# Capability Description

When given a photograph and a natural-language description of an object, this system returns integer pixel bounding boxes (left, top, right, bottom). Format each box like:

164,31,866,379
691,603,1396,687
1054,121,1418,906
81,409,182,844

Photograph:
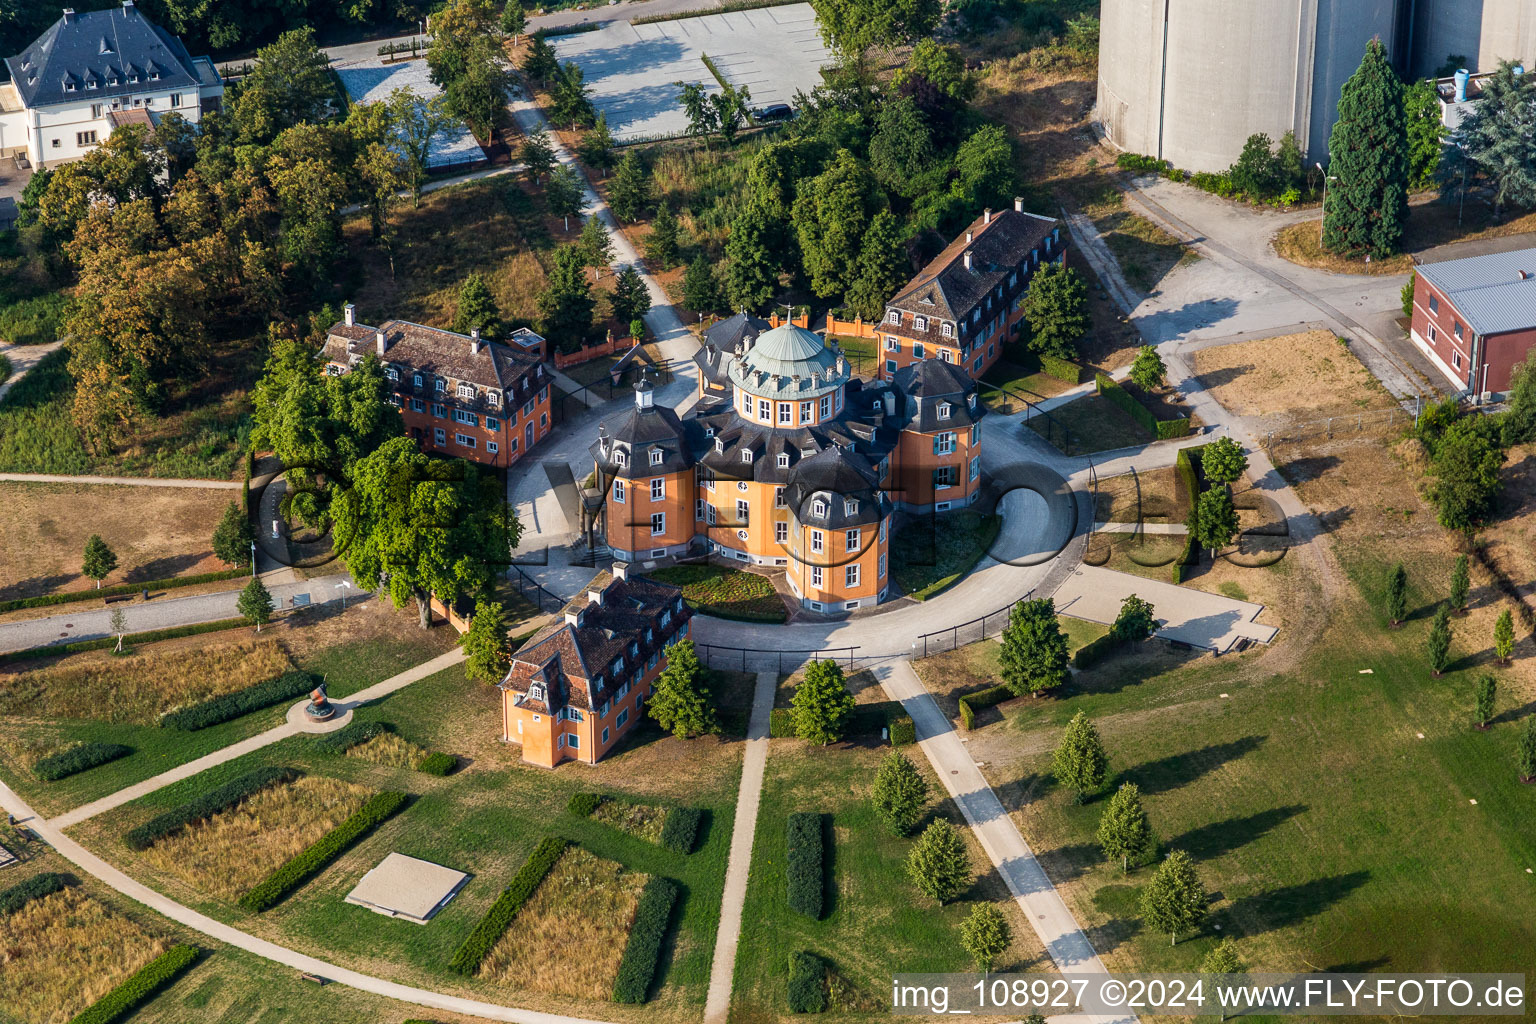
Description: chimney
121,0,135,12
1454,68,1470,103
1013,196,1023,213
964,250,974,271
375,330,386,356
983,208,992,224
470,327,482,354
965,230,973,243
1521,270,1531,281
587,587,603,606
635,378,654,410
612,561,629,581
564,606,585,628
343,302,355,327
62,8,75,23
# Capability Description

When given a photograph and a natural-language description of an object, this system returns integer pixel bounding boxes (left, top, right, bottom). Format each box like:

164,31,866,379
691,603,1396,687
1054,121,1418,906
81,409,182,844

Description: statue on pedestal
305,680,335,721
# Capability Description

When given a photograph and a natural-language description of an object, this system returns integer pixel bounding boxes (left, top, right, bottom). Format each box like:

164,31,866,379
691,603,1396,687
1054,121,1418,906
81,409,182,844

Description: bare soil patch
0,482,231,600
0,885,171,1024
479,845,648,999
138,775,373,899
1193,330,1396,428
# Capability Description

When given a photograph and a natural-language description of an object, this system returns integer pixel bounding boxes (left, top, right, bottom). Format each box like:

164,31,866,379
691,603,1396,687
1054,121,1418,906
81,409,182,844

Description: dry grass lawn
139,775,373,899
0,482,231,601
345,730,430,770
0,637,292,724
479,845,648,999
0,885,171,1024
1274,202,1536,275
590,798,667,844
1193,330,1398,428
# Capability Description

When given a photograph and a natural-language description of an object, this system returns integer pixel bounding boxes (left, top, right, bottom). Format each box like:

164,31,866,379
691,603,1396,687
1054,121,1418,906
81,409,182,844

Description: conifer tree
545,164,586,231
998,597,1070,696
1474,675,1496,729
1519,717,1536,782
682,254,721,314
906,819,970,904
1494,607,1515,664
608,150,652,223
1386,563,1408,626
81,534,117,589
872,750,929,836
648,639,718,738
212,501,254,568
1323,39,1408,258
1449,554,1470,615
791,659,856,744
645,201,680,268
238,577,274,632
1052,711,1109,804
1097,781,1155,871
1427,604,1452,676
462,600,513,684
452,272,502,339
579,214,616,278
610,264,652,326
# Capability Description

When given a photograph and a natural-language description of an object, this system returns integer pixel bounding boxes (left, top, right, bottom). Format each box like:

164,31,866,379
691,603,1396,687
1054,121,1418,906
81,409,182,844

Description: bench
300,973,327,986
102,594,131,605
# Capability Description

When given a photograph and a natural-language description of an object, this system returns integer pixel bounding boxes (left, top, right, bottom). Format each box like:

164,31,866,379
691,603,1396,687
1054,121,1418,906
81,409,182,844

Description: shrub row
416,752,457,776
787,951,826,1013
1173,444,1208,571
957,684,1014,731
769,704,902,741
125,765,297,850
66,943,199,1024
611,876,680,1003
632,0,799,25
1039,353,1081,384
239,791,408,912
0,871,71,915
161,671,316,731
1096,373,1190,441
785,812,823,919
889,715,916,746
0,568,249,614
0,618,250,666
449,837,568,975
1074,634,1125,669
314,720,391,753
567,791,601,817
660,806,702,854
34,742,132,781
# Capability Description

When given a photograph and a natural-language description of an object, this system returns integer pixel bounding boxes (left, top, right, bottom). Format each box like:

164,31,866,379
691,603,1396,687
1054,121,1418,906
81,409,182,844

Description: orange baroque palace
591,321,987,613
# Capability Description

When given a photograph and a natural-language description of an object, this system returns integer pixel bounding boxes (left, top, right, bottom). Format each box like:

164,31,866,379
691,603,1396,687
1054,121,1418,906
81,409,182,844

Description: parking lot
549,3,832,141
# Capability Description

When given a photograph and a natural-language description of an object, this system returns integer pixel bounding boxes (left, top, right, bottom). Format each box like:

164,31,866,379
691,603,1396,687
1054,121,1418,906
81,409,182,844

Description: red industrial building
1409,247,1536,399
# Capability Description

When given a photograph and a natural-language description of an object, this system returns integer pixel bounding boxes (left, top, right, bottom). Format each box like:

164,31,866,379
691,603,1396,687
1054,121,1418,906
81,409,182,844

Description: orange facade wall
787,519,888,606
400,385,552,468
698,478,794,562
893,424,983,508
604,467,695,556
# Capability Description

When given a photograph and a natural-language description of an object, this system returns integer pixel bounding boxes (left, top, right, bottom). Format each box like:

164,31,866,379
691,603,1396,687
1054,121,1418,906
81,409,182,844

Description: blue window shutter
932,434,940,456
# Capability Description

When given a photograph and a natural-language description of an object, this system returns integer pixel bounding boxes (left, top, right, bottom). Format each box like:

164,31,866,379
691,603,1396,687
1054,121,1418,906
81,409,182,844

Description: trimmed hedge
34,742,132,781
611,876,680,1003
567,791,601,817
0,617,250,666
889,715,916,746
771,703,900,741
787,951,826,1013
67,943,198,1024
660,806,702,854
161,671,316,731
785,812,823,919
1174,444,1208,571
0,568,248,614
416,752,457,776
1096,373,1190,441
239,790,409,911
957,684,1013,731
314,720,391,753
449,837,568,975
1039,353,1081,384
1074,634,1125,669
125,765,297,850
0,872,71,915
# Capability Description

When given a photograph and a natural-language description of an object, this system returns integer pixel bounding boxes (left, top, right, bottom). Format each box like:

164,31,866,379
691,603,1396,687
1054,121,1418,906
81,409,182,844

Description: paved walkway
50,647,466,829
876,659,1133,1024
1054,564,1277,653
703,670,776,1024
0,472,239,488
0,340,63,405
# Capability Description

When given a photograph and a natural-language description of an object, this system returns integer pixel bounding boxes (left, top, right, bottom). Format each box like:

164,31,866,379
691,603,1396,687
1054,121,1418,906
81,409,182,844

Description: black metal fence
910,596,1032,659
697,644,860,674
508,564,567,615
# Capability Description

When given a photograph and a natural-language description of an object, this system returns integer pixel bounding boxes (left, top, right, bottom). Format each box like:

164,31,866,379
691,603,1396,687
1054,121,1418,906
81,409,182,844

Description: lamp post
1314,162,1338,247
336,579,352,611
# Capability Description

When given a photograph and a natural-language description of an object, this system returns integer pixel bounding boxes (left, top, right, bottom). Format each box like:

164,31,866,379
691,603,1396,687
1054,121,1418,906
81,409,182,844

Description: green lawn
1026,392,1153,455
829,335,880,380
980,357,1079,413
953,550,1536,979
69,667,741,1024
729,743,1043,1022
645,564,787,623
890,509,1002,600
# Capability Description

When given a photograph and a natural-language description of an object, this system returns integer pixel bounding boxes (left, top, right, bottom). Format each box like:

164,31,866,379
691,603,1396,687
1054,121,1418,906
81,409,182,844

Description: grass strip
314,720,392,753
34,742,132,781
0,568,249,614
785,811,823,919
238,790,409,912
611,876,680,1003
448,836,567,975
659,806,702,854
0,871,71,915
161,671,316,731
0,617,251,666
125,765,298,850
66,943,198,1024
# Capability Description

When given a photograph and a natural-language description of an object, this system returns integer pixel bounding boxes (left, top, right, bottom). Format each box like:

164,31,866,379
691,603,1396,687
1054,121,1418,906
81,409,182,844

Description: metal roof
1415,247,1536,337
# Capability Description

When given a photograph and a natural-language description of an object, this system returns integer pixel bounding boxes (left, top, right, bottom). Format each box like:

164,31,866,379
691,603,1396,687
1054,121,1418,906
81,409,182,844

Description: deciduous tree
1201,437,1248,485
238,577,274,632
1192,485,1240,559
1139,850,1209,945
724,202,783,313
1097,781,1155,871
1474,675,1496,728
648,638,718,738
387,88,455,206
959,903,1011,973
1494,608,1515,664
871,750,929,836
906,819,969,904
1429,418,1506,536
845,209,908,322
1052,711,1109,803
81,534,118,589
1404,78,1447,189
792,150,883,300
1130,345,1167,392
462,600,514,683
998,597,1070,696
1110,594,1156,645
213,502,255,568
950,124,1017,214
1449,554,1470,615
520,127,557,184
811,0,941,57
1202,938,1245,1018
228,28,334,145
579,214,616,276
1322,40,1408,258
1022,261,1089,360
545,164,586,231
790,659,856,744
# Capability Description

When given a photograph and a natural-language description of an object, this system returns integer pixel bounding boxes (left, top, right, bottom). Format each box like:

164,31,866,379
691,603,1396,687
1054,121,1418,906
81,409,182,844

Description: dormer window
938,402,951,419
435,378,445,392
487,391,500,408
99,38,112,54
886,310,900,325
457,382,475,401
844,499,857,515
813,499,827,517
528,683,545,703
385,366,399,381
650,448,663,465
777,453,790,468
85,78,97,89
704,427,714,438
914,316,927,332
149,70,160,80
941,322,953,338
715,438,725,454
614,448,628,467
741,449,752,463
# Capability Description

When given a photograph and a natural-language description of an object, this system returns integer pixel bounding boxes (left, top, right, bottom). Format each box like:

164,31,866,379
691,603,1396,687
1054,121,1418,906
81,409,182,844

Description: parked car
754,103,793,123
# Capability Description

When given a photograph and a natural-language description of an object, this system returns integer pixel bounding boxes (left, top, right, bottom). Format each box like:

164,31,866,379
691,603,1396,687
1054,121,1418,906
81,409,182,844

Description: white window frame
819,395,832,419
887,310,900,325
845,528,860,552
914,316,927,332
775,521,788,543
941,322,953,338
813,499,828,517
614,480,626,503
846,564,860,588
758,398,771,420
736,499,750,524
650,448,664,465
777,453,790,468
741,449,753,463
651,477,664,501
811,530,824,553
801,401,813,423
811,566,823,587
779,403,792,424
456,433,476,449
650,512,666,536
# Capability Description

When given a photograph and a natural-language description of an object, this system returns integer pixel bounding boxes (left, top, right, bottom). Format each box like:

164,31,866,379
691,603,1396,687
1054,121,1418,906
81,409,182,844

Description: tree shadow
1275,454,1340,486
0,573,76,602
1166,805,1307,862
124,553,207,583
1191,364,1256,391
1216,871,1371,935
1489,698,1536,726
1122,735,1266,795
993,770,1054,814
1034,841,1101,884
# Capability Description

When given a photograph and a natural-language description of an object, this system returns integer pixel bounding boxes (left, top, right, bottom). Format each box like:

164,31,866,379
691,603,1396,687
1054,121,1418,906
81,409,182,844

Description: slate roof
703,311,771,352
782,446,889,529
5,4,206,110
887,207,1058,326
322,318,548,410
591,393,696,479
1415,247,1536,336
499,570,690,714
892,359,985,433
